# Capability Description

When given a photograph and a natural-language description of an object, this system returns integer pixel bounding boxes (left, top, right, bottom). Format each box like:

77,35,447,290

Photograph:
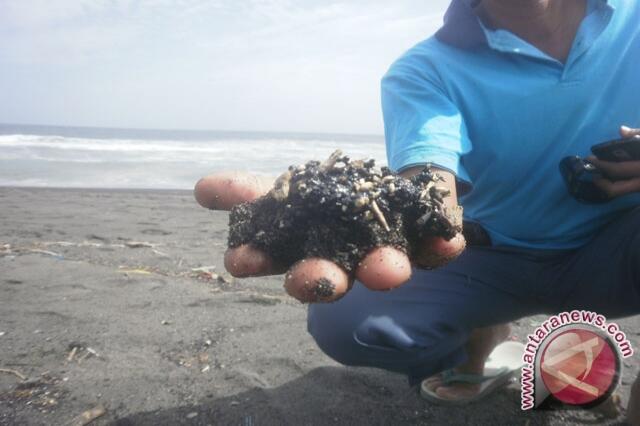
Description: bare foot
424,323,511,400
628,374,640,426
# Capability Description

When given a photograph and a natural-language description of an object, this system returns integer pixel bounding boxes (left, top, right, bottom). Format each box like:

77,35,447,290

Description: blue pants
307,208,640,385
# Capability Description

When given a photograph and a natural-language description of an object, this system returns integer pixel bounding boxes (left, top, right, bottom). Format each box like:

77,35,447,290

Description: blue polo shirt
382,0,640,249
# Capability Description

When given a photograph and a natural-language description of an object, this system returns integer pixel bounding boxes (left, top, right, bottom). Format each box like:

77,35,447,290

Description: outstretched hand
194,168,466,303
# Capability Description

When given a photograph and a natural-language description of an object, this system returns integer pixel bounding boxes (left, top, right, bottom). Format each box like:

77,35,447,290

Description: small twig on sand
119,268,153,275
28,249,63,258
70,405,106,426
67,347,78,362
0,368,27,381
152,248,169,257
86,347,99,357
77,347,99,364
125,241,157,249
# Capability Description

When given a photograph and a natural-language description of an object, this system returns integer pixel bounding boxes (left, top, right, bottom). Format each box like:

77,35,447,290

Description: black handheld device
559,156,609,204
560,134,640,203
591,135,640,162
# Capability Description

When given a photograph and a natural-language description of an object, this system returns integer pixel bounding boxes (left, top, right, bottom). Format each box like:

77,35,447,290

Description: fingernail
621,125,632,132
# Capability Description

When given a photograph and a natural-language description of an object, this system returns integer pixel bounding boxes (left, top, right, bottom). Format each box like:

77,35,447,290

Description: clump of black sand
228,150,462,275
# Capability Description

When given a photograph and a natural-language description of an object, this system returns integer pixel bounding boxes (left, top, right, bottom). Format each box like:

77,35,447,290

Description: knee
307,306,415,366
307,304,361,366
308,305,465,369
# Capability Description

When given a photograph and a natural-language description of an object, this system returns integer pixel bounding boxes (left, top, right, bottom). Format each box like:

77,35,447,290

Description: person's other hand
194,168,465,303
588,126,640,198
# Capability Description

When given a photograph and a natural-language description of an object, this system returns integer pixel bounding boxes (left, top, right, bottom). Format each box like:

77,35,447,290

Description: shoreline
0,185,194,194
1,187,638,425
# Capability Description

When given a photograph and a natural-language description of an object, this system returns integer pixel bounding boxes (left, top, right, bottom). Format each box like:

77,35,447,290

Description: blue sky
0,0,450,134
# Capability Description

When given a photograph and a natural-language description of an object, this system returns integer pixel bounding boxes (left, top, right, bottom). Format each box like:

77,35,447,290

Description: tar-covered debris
312,278,337,300
228,150,463,274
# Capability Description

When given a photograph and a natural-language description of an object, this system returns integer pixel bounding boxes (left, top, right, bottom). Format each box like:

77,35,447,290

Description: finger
413,233,466,269
355,246,412,291
620,125,640,138
224,244,286,277
194,172,273,210
593,177,640,198
284,258,352,303
587,156,640,180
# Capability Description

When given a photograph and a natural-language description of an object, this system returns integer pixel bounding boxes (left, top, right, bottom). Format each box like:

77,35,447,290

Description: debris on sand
67,346,78,362
189,266,234,286
191,265,217,273
28,249,64,259
237,292,283,306
190,266,219,281
70,404,106,426
4,373,65,413
124,241,157,249
0,368,27,381
66,343,101,364
228,150,462,301
118,267,154,276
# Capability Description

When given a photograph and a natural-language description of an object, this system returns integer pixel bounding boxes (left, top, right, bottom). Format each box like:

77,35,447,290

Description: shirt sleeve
381,65,473,192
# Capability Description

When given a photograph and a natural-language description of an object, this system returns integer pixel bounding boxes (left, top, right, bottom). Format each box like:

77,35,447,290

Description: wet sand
0,187,638,425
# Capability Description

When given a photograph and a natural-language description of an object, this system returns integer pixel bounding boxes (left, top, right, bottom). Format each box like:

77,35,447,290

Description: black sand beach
0,187,638,425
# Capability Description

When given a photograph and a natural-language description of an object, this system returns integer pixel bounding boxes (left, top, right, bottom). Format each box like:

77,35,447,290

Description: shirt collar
435,0,611,50
435,0,487,49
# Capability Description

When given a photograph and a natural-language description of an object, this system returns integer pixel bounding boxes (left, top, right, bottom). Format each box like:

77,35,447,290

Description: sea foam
0,128,386,189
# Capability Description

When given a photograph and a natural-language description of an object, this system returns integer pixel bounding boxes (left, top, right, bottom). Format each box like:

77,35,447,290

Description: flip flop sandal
420,341,525,405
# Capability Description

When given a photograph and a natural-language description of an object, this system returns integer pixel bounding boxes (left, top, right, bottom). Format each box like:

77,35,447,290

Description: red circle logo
540,328,619,406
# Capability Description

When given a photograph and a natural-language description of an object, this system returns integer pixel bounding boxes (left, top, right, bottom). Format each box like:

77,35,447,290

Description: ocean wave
0,132,388,189
0,133,383,154
0,134,385,160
